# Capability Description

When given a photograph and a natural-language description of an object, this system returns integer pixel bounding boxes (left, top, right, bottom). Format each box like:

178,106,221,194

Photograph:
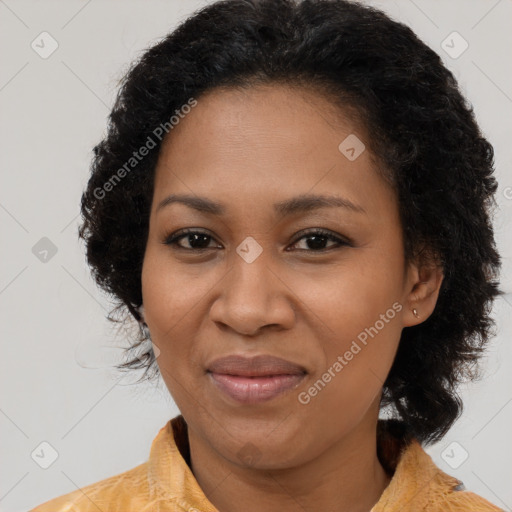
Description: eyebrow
156,193,366,217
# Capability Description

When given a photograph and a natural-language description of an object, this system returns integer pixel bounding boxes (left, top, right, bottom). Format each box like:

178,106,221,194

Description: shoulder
374,423,504,512
29,462,149,512
406,440,505,511
429,487,504,511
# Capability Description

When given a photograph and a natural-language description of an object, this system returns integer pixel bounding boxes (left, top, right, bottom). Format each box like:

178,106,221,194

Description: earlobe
404,261,444,327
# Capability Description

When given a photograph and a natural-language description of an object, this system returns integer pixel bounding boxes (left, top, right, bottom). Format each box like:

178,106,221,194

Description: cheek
141,246,210,335
291,247,404,413
289,246,404,339
298,300,403,432
141,250,195,381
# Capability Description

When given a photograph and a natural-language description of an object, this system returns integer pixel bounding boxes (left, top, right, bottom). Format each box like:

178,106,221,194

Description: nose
208,251,296,336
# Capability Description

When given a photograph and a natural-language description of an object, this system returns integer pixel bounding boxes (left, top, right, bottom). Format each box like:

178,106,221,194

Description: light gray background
1,1,511,511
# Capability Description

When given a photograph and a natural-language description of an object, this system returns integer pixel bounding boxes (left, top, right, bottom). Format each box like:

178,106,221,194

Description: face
141,83,426,470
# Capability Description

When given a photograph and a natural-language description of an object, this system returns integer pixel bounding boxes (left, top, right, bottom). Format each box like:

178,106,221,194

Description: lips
207,354,307,377
207,354,307,404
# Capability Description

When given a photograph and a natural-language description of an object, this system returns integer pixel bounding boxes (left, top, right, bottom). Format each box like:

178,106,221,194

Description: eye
163,229,219,250
163,228,351,253
287,228,351,252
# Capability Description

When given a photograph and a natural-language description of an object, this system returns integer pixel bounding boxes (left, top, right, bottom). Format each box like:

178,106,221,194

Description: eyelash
162,228,351,253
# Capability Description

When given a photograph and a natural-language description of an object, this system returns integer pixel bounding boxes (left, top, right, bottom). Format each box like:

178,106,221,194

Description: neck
187,414,392,512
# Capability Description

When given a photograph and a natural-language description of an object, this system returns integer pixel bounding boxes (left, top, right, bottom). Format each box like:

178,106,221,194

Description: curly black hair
78,0,502,445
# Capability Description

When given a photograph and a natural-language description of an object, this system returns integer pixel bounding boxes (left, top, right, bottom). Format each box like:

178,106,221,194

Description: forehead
159,83,366,151
151,83,392,219
156,84,366,168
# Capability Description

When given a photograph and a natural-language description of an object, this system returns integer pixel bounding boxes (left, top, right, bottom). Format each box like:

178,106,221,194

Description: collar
147,415,218,511
147,415,464,512
371,419,463,511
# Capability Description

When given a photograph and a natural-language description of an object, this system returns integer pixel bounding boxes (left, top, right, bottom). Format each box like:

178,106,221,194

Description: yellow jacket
30,415,503,511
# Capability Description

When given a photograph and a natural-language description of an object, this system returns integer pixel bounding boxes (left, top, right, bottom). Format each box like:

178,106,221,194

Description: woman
31,0,504,510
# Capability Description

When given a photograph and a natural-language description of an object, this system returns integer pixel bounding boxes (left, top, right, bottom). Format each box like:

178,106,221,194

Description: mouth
206,354,307,404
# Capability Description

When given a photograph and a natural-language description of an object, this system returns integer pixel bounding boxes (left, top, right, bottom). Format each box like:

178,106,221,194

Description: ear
402,257,444,328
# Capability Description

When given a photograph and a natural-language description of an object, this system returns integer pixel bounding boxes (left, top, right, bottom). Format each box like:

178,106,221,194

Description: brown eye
163,229,219,250
288,229,351,252
162,228,351,253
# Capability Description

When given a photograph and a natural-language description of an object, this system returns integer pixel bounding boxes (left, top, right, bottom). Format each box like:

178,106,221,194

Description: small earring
412,308,420,318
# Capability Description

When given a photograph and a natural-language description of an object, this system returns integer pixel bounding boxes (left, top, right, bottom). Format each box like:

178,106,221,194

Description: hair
78,0,502,445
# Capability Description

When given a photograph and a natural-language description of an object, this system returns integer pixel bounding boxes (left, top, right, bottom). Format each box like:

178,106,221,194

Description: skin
141,83,444,512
